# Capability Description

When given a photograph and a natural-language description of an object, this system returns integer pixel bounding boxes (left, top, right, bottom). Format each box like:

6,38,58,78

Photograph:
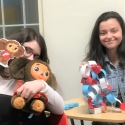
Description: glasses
24,47,40,59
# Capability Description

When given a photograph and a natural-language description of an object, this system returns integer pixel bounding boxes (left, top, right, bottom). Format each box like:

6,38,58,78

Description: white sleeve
41,81,64,115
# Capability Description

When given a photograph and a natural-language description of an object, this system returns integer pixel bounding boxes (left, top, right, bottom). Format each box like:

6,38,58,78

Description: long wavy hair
84,11,125,68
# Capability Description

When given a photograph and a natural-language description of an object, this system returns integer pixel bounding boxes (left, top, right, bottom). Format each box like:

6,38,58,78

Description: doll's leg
30,99,45,112
11,95,26,109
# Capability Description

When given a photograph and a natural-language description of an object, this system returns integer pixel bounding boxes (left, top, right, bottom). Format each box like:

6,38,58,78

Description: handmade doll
9,57,57,114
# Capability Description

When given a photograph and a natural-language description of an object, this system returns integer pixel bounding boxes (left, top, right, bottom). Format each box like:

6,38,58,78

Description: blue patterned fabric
103,56,125,105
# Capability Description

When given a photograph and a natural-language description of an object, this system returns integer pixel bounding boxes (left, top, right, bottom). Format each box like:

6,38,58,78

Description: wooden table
64,97,125,125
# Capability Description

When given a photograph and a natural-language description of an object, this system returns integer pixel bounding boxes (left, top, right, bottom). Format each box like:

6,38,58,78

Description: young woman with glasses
0,28,64,125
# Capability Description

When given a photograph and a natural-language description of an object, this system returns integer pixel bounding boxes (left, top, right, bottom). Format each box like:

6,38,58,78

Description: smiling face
30,62,50,81
99,18,122,51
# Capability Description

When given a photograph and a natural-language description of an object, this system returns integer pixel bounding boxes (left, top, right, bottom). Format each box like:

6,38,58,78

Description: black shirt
0,94,50,125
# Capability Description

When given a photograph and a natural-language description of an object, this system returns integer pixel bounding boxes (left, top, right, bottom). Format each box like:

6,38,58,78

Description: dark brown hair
84,11,125,68
0,28,50,78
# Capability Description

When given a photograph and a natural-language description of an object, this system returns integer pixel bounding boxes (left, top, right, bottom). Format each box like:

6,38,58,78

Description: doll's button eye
44,72,49,76
14,47,18,50
34,67,39,71
9,45,12,48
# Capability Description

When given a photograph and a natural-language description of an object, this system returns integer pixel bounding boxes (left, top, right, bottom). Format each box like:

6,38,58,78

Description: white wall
38,0,125,125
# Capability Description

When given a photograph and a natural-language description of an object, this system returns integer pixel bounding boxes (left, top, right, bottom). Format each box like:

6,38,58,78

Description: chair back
48,113,68,125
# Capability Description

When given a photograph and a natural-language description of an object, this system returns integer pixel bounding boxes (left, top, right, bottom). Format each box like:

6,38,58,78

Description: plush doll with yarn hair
9,57,57,114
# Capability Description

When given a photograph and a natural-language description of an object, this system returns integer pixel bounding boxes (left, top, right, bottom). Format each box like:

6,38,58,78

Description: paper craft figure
0,38,25,67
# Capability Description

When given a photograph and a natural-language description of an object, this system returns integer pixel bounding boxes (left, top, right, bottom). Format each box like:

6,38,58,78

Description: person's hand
16,80,46,101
